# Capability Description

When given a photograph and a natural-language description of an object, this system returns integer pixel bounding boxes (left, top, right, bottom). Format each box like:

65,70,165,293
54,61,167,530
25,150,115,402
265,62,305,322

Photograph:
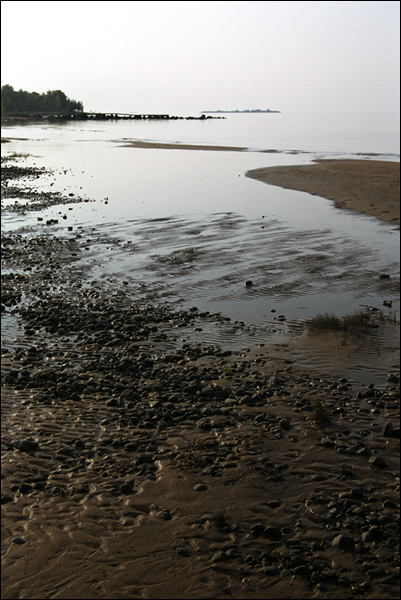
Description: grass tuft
306,311,371,334
312,400,332,425
213,507,228,528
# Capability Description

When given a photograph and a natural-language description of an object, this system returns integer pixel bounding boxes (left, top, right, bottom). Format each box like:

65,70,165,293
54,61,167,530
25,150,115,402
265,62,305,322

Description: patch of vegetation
306,311,371,334
1,84,83,114
213,507,228,528
312,399,332,425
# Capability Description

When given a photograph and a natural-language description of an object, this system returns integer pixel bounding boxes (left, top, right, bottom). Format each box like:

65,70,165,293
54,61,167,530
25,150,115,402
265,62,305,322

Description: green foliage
1,84,83,114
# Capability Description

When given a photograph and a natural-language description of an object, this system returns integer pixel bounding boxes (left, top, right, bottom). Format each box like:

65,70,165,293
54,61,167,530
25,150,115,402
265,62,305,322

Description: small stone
383,422,394,437
250,523,266,536
264,526,282,540
263,566,279,576
19,484,32,494
120,482,134,494
194,483,207,492
368,456,388,469
293,565,311,578
11,536,26,545
279,418,290,430
361,531,375,543
367,568,386,579
212,550,228,563
332,534,355,550
14,439,39,452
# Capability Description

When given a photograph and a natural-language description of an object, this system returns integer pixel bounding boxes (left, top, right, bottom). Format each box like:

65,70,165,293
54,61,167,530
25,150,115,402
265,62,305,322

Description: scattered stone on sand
1,152,399,600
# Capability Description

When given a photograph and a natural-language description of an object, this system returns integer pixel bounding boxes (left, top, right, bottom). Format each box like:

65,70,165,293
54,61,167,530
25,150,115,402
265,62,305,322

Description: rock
293,565,311,578
250,523,266,536
11,536,26,545
368,456,388,469
332,534,355,550
320,437,335,448
14,439,39,452
263,566,279,576
212,550,228,563
361,531,375,543
367,568,386,579
120,482,134,494
264,526,282,540
279,417,290,430
194,483,207,492
383,422,394,437
18,484,32,494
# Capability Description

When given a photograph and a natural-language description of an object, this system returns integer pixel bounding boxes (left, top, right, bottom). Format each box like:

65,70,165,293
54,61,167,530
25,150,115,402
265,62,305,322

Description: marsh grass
213,507,228,528
312,399,332,425
306,310,372,334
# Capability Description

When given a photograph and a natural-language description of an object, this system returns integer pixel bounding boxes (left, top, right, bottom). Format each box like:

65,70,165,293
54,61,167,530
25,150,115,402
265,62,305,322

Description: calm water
2,111,400,333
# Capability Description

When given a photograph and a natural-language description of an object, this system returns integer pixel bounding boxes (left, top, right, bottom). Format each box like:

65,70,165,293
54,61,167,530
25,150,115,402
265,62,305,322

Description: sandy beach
1,151,400,599
246,159,400,225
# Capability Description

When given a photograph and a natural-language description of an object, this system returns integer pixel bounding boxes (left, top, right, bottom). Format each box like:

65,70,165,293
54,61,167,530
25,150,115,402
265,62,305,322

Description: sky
1,1,400,115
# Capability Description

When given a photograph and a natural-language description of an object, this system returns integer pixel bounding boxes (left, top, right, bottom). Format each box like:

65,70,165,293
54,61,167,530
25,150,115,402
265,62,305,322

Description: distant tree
1,85,84,114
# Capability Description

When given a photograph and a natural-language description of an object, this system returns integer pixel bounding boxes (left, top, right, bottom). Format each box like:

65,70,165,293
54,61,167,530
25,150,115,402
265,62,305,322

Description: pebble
194,483,208,492
279,417,290,430
11,536,26,545
212,550,228,563
368,456,388,469
1,158,400,600
332,534,355,550
13,439,39,452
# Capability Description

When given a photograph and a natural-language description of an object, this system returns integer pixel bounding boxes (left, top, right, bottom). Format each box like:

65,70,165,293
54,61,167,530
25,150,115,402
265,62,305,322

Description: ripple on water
81,212,399,324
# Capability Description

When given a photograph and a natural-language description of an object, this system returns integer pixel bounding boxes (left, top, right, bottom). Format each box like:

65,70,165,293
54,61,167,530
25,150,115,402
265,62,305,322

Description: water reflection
2,128,399,327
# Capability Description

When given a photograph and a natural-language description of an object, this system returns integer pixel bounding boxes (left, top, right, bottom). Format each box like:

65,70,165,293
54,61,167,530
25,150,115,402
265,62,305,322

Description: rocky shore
1,154,400,599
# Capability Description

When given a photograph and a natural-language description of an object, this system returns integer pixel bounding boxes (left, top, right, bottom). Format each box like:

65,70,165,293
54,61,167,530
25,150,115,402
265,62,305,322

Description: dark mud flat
1,156,400,599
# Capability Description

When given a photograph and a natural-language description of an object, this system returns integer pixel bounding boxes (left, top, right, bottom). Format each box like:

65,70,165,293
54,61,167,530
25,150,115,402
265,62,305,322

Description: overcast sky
1,1,400,115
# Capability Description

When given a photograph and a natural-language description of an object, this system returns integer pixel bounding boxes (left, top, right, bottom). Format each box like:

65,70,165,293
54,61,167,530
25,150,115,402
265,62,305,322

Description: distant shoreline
201,109,281,114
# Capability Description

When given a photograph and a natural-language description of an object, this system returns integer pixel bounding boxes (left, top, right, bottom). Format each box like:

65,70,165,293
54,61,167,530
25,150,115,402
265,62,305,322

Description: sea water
1,110,400,331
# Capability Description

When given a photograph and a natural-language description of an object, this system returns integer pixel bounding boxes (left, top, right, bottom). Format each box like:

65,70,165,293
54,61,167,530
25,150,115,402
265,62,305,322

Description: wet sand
246,159,400,225
1,152,400,599
120,140,248,152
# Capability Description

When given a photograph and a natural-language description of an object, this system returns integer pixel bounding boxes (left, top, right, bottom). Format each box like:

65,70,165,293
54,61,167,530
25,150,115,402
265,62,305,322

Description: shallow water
2,120,400,329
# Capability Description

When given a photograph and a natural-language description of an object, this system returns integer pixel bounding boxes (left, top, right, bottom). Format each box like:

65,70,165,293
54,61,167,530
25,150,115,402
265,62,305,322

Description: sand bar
122,143,400,224
121,140,248,151
246,159,400,225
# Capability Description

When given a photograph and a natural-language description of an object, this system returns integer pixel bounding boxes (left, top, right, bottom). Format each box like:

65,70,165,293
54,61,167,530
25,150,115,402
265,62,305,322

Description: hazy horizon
1,1,400,117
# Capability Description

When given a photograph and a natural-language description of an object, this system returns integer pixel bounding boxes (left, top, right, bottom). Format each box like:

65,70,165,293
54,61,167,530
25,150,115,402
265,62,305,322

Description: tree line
1,85,84,114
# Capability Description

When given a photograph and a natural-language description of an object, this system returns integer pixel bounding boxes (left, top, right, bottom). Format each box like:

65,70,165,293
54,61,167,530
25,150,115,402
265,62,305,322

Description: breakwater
2,112,222,122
